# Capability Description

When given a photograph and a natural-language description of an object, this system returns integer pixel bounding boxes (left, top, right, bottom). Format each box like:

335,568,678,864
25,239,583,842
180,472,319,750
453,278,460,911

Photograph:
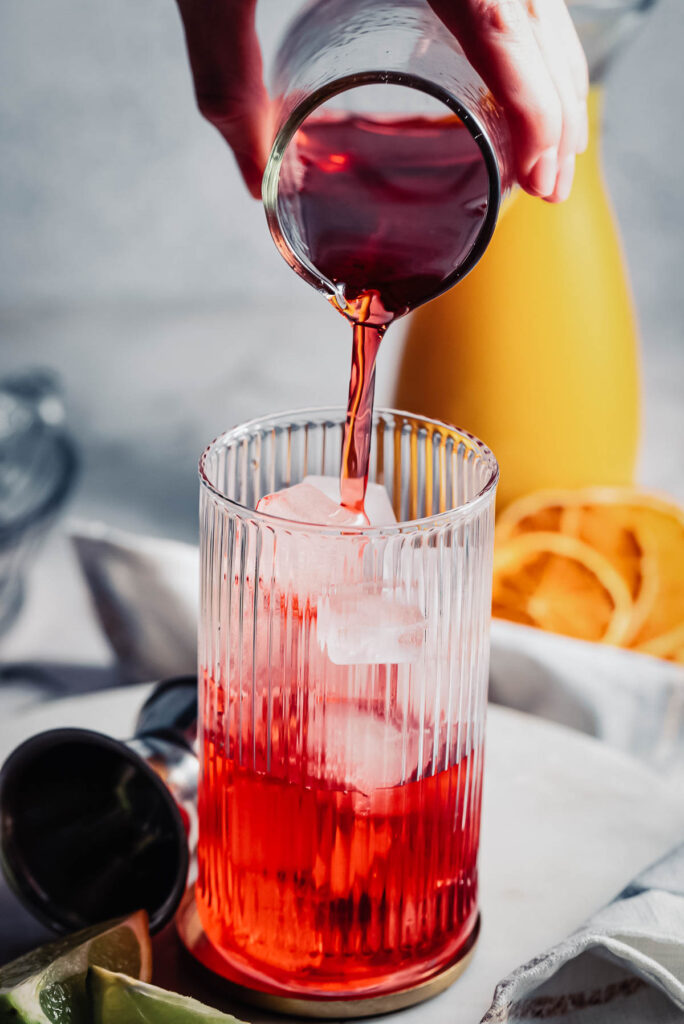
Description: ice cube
254,483,365,601
256,482,362,526
307,702,417,793
303,475,396,526
253,480,395,612
318,582,425,665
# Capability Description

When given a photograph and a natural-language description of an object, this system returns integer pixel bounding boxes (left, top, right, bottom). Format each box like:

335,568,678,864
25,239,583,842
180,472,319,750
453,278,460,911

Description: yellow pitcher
393,3,652,510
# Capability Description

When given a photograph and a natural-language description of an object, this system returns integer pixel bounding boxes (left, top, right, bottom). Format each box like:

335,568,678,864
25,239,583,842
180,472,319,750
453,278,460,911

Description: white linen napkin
483,843,684,1023
72,521,198,683
489,619,684,776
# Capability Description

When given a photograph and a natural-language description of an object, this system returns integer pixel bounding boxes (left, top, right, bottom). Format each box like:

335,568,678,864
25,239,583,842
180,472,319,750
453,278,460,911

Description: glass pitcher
393,1,654,510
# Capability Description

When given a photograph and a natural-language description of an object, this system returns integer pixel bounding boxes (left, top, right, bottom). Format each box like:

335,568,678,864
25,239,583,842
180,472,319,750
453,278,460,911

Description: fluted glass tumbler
197,408,498,1006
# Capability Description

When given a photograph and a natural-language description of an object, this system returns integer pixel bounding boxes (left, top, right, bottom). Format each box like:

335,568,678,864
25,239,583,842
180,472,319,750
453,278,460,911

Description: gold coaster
176,885,479,1019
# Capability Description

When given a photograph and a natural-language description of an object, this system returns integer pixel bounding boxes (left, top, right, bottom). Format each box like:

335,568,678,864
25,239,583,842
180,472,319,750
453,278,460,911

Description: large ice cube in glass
318,582,425,665
254,479,397,602
254,483,363,600
302,476,396,526
307,702,417,793
256,481,363,527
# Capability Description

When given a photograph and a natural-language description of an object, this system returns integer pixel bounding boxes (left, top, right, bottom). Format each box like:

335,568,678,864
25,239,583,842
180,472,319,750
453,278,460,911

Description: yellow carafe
393,89,640,510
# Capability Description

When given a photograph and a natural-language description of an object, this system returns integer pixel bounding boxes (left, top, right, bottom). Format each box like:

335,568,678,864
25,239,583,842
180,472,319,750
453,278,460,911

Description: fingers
176,0,589,203
175,0,271,198
550,0,590,109
427,0,589,202
528,0,589,201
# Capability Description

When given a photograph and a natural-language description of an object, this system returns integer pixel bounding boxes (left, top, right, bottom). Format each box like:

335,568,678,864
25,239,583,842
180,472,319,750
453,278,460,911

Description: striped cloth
483,843,684,1023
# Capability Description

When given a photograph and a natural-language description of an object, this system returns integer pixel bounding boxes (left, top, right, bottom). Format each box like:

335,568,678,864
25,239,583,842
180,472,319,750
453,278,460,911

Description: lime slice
87,967,247,1024
0,911,151,1024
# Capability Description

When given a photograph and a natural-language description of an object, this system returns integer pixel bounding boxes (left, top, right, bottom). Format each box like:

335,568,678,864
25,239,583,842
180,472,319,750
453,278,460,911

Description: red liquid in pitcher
197,676,482,996
285,112,490,321
279,112,490,514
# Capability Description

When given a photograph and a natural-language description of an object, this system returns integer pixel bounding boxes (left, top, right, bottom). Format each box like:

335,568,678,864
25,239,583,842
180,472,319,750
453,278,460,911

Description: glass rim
262,71,502,313
199,406,499,535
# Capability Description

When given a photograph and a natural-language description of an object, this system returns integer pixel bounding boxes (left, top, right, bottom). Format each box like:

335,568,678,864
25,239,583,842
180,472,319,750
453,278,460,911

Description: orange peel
495,488,684,660
493,531,634,645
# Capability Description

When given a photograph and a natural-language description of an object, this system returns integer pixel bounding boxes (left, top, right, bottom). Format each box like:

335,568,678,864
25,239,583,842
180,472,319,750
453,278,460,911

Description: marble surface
1,686,683,1021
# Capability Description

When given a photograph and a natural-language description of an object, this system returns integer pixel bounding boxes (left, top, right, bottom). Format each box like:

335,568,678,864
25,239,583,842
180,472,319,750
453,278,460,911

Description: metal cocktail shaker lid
0,676,198,934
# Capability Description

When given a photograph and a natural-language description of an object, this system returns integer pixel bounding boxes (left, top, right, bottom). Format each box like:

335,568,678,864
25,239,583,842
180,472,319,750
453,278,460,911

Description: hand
175,0,588,203
175,0,271,199
427,0,589,202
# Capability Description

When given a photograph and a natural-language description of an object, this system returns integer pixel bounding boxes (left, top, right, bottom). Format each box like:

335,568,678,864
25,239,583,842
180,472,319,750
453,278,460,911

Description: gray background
1,0,682,542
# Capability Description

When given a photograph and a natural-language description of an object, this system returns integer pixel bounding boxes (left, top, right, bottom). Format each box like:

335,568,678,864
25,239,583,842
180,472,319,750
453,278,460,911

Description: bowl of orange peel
492,487,684,665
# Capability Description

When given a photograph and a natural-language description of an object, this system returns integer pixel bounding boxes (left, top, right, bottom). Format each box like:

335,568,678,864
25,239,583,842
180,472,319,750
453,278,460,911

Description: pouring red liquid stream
281,111,490,518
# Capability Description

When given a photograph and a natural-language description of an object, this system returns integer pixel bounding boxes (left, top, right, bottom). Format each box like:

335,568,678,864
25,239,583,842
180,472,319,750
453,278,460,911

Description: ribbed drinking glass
197,407,498,1005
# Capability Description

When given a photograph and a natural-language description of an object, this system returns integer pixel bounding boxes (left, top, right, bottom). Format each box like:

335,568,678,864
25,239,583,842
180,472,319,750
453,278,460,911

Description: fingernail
527,147,558,197
554,155,576,203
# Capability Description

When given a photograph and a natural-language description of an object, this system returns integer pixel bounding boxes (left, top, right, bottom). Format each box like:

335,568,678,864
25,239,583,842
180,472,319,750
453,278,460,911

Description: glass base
176,885,480,1019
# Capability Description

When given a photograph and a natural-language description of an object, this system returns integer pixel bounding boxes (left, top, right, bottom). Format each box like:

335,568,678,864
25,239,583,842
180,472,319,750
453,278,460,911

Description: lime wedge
87,967,247,1024
0,911,151,1024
